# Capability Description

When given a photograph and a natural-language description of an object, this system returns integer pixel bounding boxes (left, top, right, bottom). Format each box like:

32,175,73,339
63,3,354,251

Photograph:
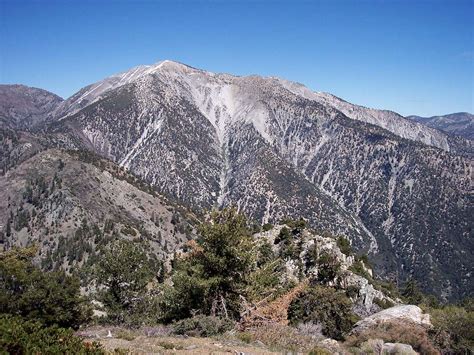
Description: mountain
0,84,63,130
32,60,471,301
406,112,474,140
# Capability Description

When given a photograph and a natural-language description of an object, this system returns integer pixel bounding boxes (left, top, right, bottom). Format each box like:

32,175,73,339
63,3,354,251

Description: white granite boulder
383,342,417,354
352,305,431,332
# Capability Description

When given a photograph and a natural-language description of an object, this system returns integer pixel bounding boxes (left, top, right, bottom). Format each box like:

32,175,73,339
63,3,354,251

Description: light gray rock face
353,305,431,333
40,60,473,300
344,273,388,317
0,85,63,129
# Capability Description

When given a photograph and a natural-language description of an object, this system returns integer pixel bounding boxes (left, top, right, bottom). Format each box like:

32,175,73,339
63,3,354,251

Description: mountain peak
138,60,201,76
157,59,192,69
53,60,457,154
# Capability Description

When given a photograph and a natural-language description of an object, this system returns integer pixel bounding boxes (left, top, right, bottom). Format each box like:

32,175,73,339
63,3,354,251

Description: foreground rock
352,305,431,333
383,342,417,354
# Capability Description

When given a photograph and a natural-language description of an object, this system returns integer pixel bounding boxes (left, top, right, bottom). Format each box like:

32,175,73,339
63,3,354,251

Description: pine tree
95,240,154,321
160,208,255,321
402,278,424,304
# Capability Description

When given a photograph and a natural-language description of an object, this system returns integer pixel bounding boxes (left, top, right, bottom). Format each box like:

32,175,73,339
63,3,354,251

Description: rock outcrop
383,342,417,355
352,305,431,333
255,225,397,316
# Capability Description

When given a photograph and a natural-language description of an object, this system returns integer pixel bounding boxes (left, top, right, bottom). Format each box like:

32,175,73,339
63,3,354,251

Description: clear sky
1,0,472,116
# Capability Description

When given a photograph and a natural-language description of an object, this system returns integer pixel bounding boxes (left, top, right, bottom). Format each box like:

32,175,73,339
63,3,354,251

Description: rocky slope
407,112,474,141
253,225,398,318
41,60,473,300
0,148,198,271
0,84,63,130
277,80,452,151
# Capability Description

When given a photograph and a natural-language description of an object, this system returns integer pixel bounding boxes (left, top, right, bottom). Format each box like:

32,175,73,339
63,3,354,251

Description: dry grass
237,323,326,353
79,325,279,354
115,329,136,341
345,320,439,355
98,334,278,354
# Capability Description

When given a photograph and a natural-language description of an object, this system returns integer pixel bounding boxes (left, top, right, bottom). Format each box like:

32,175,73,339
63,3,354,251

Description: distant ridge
406,112,474,140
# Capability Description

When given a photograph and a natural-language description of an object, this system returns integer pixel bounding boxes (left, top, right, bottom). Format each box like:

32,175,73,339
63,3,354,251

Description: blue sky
1,0,472,116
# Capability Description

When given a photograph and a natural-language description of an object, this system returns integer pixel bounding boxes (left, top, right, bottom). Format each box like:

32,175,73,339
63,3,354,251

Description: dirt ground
79,326,281,354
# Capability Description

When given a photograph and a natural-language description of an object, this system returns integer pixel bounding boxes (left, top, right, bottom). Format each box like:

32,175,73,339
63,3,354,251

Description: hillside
0,148,198,271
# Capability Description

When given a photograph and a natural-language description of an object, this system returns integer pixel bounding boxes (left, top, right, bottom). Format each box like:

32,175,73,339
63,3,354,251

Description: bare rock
318,338,344,354
352,305,431,333
383,342,417,354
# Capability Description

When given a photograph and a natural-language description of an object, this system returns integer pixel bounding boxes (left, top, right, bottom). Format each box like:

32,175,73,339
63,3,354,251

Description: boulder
383,342,417,354
318,338,344,354
92,309,107,318
345,273,389,316
352,305,431,333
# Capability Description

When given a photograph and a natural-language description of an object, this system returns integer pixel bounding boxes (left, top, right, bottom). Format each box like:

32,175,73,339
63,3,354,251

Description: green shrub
430,305,474,353
158,268,208,322
401,278,424,304
279,218,307,233
275,226,303,260
94,240,155,324
246,240,286,301
0,315,103,354
357,254,372,269
309,347,332,355
348,260,371,280
274,226,291,244
0,247,91,329
115,329,136,341
256,240,276,266
336,236,352,256
303,244,319,271
373,297,394,309
246,259,284,302
458,297,474,311
288,286,359,340
345,285,360,299
262,223,273,232
372,280,401,300
157,341,183,350
237,331,253,343
316,251,341,284
171,315,235,337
